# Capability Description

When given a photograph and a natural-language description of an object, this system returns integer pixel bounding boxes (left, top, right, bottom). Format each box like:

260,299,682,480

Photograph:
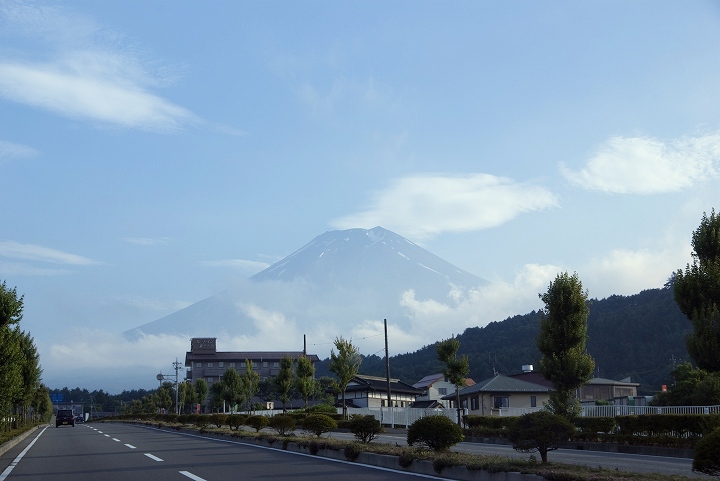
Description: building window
273,362,279,368
230,362,235,368
219,362,224,368
438,387,447,395
263,362,268,368
195,362,202,368
240,362,246,368
207,362,213,368
530,396,537,408
470,397,479,410
493,396,509,409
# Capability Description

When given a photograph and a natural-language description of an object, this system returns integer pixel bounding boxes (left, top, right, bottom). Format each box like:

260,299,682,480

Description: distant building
412,373,476,408
184,337,320,387
335,374,423,408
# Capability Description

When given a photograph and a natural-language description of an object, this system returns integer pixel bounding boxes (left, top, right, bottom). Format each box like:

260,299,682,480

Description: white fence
579,404,720,417
345,406,467,428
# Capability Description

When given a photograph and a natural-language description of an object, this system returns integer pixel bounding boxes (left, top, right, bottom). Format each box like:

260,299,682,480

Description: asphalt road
1,424,712,480
0,423,450,481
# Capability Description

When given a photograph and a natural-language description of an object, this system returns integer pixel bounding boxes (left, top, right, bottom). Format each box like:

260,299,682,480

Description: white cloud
0,61,196,132
201,259,270,274
0,240,100,265
560,133,720,194
0,261,72,277
0,139,38,161
0,1,197,132
123,237,171,246
332,173,559,239
582,245,690,299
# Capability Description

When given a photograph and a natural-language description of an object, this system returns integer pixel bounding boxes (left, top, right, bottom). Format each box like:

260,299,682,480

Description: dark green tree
329,336,361,420
0,281,24,328
194,378,208,412
219,367,244,412
274,355,294,413
508,411,575,464
537,272,595,419
675,209,720,372
436,337,469,426
296,354,316,413
241,359,260,413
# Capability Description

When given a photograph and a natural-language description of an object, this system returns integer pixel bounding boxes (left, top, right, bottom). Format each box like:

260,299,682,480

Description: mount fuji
124,227,488,356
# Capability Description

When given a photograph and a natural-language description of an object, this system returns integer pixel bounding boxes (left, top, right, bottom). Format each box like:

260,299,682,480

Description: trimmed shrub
348,414,382,443
463,415,514,438
269,415,296,436
210,414,228,428
194,415,211,428
507,411,574,464
227,414,247,431
693,428,720,476
407,415,464,452
246,415,269,432
302,414,337,438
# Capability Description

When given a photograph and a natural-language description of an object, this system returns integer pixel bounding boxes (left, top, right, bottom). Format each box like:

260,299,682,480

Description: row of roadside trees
0,281,52,431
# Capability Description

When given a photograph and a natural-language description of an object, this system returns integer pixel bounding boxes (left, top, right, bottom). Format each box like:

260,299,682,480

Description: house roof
585,377,640,387
442,374,549,400
413,373,444,389
345,374,423,395
508,371,554,388
413,373,476,390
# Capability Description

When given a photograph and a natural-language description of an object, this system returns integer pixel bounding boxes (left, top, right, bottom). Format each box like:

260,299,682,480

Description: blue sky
2,0,720,391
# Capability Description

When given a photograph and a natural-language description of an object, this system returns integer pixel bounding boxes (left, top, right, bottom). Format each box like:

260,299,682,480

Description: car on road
56,409,75,427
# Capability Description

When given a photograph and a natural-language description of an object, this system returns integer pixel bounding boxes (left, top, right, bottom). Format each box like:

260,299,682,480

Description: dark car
56,409,75,427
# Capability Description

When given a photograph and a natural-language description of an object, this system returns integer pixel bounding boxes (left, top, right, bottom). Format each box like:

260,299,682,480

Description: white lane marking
179,471,207,481
144,453,164,462
0,426,48,481
112,438,121,442
125,444,137,449
104,434,110,437
97,431,103,434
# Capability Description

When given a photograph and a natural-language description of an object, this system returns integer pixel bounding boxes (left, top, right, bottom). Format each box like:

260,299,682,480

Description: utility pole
384,319,391,408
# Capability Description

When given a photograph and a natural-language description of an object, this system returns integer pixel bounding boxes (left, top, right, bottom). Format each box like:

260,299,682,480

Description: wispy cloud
0,139,38,162
0,1,197,132
0,240,100,265
123,237,171,246
201,259,270,274
560,132,720,194
332,173,559,239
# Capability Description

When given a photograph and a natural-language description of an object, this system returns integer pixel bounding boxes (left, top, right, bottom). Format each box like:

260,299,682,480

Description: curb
0,425,42,458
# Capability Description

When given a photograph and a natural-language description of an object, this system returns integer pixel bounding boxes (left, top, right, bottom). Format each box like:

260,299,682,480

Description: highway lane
0,423,452,481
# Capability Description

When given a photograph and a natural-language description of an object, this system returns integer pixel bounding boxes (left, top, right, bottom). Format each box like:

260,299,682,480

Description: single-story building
443,374,550,416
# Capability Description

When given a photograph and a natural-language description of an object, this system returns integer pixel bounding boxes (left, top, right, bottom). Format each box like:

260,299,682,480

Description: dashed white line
103,434,110,438
112,438,121,442
179,471,207,481
144,453,163,462
125,444,137,449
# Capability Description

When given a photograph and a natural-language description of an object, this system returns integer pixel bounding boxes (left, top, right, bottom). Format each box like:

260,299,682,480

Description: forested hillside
316,285,691,395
